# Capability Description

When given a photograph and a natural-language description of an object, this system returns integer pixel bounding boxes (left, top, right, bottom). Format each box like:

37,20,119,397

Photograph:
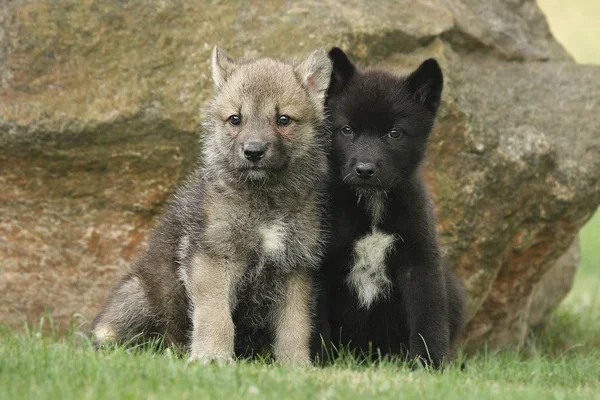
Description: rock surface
1,0,598,348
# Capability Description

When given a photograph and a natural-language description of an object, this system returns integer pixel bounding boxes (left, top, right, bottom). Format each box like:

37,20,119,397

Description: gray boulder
1,0,598,348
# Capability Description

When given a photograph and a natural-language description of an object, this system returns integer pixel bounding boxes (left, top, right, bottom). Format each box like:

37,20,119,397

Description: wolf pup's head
204,47,332,189
326,47,443,193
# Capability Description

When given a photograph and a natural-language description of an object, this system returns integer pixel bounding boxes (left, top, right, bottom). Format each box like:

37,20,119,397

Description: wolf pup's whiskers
92,47,332,366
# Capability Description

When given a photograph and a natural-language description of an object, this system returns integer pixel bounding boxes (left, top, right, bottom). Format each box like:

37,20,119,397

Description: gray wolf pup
315,47,466,368
92,46,332,365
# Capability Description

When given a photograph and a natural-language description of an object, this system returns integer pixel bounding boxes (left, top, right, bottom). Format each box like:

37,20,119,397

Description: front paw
276,353,313,368
409,335,448,369
189,338,234,365
188,350,234,365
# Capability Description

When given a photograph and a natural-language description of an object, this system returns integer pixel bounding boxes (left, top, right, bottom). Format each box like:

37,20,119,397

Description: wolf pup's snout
355,162,377,179
243,141,267,161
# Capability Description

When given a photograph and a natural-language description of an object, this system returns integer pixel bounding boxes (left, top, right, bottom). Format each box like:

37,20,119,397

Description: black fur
315,48,467,368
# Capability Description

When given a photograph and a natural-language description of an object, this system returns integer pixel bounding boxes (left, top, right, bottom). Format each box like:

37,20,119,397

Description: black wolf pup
92,47,332,365
317,48,466,367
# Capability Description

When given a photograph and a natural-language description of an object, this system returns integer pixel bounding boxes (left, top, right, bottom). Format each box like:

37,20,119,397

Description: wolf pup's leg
401,265,451,368
446,269,467,346
310,275,332,364
91,273,154,346
272,271,314,366
187,252,244,363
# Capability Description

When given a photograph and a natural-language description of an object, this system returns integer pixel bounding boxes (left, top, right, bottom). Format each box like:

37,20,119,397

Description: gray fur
92,47,332,365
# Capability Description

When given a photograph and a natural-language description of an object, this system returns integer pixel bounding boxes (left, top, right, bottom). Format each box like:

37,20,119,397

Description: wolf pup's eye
388,129,403,139
341,125,353,136
228,114,242,126
277,115,292,126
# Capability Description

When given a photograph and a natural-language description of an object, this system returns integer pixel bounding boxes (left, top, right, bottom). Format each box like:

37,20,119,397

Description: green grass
540,211,600,352
0,327,598,400
0,213,597,400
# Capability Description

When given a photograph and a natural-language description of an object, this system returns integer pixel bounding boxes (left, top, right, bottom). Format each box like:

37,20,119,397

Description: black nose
243,142,266,161
355,162,377,179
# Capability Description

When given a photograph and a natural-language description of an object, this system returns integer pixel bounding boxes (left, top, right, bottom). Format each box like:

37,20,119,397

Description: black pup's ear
328,47,356,95
406,58,443,112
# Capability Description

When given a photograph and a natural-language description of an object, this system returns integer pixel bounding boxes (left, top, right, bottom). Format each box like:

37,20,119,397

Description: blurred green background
539,0,600,64
537,0,599,346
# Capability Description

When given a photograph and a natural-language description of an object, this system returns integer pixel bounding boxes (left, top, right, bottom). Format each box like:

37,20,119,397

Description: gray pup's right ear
294,48,333,104
211,46,237,88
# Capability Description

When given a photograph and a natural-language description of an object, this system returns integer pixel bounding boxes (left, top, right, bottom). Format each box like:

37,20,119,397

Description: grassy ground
1,1,599,399
0,217,598,400
0,331,598,400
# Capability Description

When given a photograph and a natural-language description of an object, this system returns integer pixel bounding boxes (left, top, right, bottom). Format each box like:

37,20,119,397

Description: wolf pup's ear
211,46,237,88
406,58,444,113
328,47,356,95
295,48,333,104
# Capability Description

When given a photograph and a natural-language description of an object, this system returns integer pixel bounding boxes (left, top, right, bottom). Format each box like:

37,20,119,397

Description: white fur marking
93,325,116,344
365,192,386,225
347,229,396,309
178,266,191,293
177,235,192,292
260,222,286,256
177,234,190,263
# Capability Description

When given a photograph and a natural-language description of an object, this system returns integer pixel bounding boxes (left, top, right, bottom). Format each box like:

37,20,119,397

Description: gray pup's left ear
295,48,333,104
211,46,237,88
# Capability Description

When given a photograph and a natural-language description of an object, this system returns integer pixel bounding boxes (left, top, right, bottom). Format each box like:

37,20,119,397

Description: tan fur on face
188,252,246,363
211,47,330,118
210,59,322,159
272,272,313,366
215,60,318,121
203,49,332,189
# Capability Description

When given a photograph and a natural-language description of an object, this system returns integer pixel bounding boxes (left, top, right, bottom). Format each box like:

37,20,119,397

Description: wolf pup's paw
409,336,448,370
91,324,118,348
189,341,234,365
409,354,441,371
276,354,313,368
188,351,234,365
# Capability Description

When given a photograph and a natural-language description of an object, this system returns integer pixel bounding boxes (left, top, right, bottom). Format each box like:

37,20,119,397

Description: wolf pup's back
92,47,332,365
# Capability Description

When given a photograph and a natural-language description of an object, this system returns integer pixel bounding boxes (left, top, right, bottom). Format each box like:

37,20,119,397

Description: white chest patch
347,229,396,309
259,221,287,256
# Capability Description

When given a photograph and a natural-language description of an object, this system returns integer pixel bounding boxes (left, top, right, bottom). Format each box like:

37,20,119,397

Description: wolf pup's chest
347,228,396,309
214,213,294,259
342,192,397,309
254,214,322,270
207,199,319,265
257,220,288,257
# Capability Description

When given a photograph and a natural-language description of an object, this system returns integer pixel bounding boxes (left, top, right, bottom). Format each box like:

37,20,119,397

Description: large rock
1,0,598,348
